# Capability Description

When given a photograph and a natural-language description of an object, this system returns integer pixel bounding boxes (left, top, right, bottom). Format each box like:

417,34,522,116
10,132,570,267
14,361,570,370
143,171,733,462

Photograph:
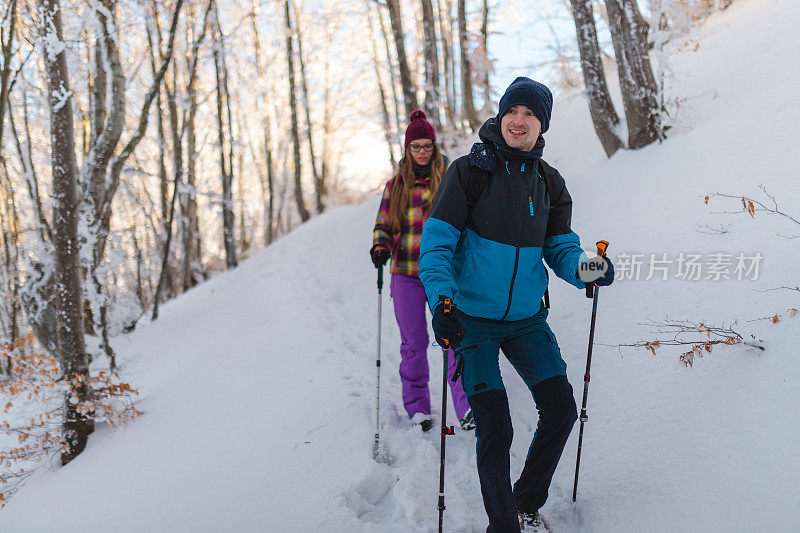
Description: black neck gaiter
413,163,432,179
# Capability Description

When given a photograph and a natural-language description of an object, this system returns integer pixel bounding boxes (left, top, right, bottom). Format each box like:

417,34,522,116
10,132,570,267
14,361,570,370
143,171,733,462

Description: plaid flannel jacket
372,175,432,278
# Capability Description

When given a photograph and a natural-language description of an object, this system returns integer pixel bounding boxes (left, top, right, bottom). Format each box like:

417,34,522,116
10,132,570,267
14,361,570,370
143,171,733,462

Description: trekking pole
373,264,384,461
438,298,456,533
573,240,610,502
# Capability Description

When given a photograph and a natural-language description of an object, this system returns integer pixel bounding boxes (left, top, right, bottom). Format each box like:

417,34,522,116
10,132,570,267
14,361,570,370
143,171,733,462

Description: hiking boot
420,418,433,432
459,409,476,430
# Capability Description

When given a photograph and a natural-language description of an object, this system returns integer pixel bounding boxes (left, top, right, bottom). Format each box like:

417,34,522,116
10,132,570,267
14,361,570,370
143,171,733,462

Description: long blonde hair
387,144,446,234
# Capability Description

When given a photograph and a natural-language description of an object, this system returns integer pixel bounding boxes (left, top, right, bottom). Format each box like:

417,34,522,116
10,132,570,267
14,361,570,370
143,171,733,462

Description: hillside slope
4,0,799,530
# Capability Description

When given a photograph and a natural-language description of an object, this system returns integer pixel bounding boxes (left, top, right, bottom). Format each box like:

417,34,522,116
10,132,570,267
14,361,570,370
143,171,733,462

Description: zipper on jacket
518,162,535,217
502,160,528,320
500,246,520,321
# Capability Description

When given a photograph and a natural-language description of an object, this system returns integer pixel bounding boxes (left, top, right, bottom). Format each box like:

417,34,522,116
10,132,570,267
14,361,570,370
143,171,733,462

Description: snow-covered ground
3,0,799,530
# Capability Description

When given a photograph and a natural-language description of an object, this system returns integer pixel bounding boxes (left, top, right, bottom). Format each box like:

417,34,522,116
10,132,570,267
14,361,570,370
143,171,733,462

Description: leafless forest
0,0,730,467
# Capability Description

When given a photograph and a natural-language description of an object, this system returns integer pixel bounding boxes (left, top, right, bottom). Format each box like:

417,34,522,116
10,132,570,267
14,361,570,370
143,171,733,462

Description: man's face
500,105,542,152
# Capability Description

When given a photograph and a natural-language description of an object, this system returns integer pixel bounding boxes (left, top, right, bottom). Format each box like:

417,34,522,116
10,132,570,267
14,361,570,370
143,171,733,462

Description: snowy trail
4,0,800,531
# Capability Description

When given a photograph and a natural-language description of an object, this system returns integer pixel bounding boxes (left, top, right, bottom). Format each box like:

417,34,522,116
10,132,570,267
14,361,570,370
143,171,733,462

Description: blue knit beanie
498,77,553,133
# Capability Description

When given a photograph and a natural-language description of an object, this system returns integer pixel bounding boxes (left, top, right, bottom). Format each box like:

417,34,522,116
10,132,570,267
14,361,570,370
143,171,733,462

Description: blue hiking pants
456,306,578,532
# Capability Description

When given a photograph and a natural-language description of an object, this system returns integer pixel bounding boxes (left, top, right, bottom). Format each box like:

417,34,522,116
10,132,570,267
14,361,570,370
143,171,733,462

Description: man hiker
418,77,614,531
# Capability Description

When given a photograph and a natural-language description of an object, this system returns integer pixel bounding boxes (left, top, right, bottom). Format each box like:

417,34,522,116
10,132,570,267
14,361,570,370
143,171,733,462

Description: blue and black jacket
419,118,586,321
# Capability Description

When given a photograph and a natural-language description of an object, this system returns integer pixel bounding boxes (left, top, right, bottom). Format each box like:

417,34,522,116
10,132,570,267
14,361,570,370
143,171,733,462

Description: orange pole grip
441,298,452,348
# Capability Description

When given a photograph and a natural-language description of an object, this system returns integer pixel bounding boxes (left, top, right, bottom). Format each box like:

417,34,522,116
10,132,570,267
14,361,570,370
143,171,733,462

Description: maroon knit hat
404,110,436,148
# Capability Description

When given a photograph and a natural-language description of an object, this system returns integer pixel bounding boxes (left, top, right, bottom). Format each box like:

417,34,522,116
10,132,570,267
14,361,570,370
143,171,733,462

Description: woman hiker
370,110,474,432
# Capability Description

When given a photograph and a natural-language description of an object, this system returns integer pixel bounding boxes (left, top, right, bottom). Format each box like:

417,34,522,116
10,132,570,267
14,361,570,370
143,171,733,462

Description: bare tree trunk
386,0,419,117
570,0,623,157
163,70,181,297
151,65,169,223
0,0,16,151
320,92,331,203
378,6,403,148
131,230,146,310
480,0,491,112
156,87,169,216
284,0,309,222
83,0,126,350
221,20,238,258
147,4,173,294
211,17,236,268
447,0,459,125
152,142,182,320
278,156,291,236
183,2,201,287
0,2,20,362
237,153,249,254
420,0,441,127
457,0,481,129
158,12,183,297
264,131,276,244
212,5,237,269
249,0,276,245
265,151,276,245
85,0,126,217
291,0,324,213
183,88,200,285
0,159,22,376
38,0,94,466
367,1,397,168
604,0,664,149
436,0,457,130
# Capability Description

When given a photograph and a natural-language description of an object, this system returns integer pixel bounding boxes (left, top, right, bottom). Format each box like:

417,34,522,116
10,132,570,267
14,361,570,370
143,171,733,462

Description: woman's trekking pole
438,298,455,533
573,240,610,502
373,264,384,461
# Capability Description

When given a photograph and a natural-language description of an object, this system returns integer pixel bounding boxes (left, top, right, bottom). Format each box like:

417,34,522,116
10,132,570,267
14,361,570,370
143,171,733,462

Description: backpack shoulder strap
535,158,554,204
467,143,495,212
535,158,555,310
466,167,489,210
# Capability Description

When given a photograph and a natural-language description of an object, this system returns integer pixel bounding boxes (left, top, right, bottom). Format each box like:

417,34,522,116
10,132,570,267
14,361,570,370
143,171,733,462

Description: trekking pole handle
596,240,609,258
441,297,452,349
377,263,384,291
585,240,610,298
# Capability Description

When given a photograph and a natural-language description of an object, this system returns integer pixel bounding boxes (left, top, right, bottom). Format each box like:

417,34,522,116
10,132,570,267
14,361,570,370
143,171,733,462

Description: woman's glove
370,246,391,269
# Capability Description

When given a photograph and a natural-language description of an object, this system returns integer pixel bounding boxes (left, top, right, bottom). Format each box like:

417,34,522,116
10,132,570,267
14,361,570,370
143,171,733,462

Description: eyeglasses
409,142,435,153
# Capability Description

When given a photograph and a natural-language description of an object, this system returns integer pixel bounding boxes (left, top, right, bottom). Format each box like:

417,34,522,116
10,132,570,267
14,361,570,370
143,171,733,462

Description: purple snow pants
390,273,470,421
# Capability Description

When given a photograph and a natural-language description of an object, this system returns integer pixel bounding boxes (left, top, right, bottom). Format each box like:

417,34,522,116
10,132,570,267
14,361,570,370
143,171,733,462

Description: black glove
432,298,465,348
595,256,614,287
370,246,390,269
